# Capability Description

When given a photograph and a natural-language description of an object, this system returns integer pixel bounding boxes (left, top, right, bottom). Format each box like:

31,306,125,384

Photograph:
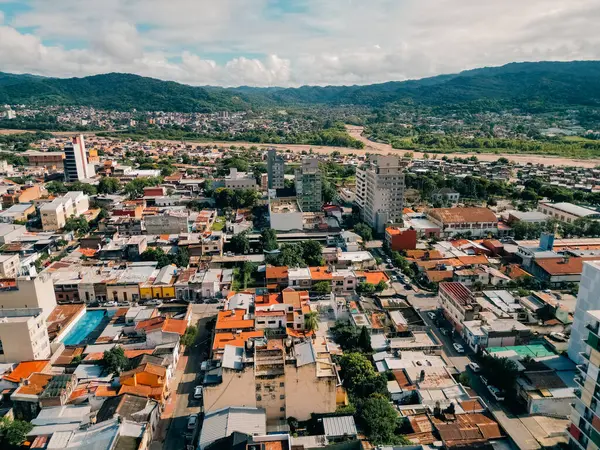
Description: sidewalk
153,353,189,442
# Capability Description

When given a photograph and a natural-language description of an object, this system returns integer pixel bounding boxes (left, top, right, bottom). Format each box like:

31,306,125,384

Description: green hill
1,61,600,112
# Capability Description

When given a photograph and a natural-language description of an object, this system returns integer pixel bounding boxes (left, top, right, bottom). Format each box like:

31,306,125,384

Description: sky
0,0,599,87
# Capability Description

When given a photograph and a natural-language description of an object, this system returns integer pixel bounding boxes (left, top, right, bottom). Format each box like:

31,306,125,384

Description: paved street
151,303,219,450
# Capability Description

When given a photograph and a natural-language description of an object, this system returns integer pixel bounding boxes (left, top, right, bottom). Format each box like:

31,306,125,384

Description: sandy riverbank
3,127,600,168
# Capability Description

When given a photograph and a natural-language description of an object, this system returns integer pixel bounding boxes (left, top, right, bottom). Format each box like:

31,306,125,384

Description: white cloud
0,0,599,86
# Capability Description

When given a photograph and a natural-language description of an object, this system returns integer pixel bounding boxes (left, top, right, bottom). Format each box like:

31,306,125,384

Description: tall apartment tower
570,308,600,450
569,261,600,364
267,149,285,190
295,158,322,212
64,135,96,182
355,155,406,233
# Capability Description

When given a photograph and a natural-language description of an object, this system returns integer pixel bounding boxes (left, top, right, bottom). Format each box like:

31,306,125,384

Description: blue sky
0,0,598,86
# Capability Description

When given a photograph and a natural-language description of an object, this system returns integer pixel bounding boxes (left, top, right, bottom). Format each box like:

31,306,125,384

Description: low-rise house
438,282,481,333
135,316,187,347
427,207,498,238
119,362,168,402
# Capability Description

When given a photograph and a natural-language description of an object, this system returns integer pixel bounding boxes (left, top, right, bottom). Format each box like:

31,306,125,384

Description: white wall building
568,261,600,364
355,155,406,233
269,197,303,231
40,191,89,231
0,310,51,363
224,168,257,190
64,135,96,182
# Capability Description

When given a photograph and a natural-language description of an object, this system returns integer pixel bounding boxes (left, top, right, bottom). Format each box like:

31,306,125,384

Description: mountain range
1,61,600,112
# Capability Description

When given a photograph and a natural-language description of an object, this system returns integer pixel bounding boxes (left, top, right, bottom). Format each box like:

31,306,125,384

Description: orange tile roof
216,309,254,330
266,266,288,279
282,288,309,308
54,347,84,365
162,318,187,335
286,328,314,338
457,255,489,265
213,330,263,350
118,384,163,399
426,270,455,283
114,307,129,318
361,271,389,285
13,373,53,396
46,304,86,340
503,264,532,280
121,362,166,379
255,293,281,307
95,385,119,397
405,249,444,260
428,207,497,224
309,266,332,281
4,360,50,383
535,256,599,276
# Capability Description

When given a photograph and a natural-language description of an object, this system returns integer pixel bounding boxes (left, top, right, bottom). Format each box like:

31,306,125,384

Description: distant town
0,120,597,450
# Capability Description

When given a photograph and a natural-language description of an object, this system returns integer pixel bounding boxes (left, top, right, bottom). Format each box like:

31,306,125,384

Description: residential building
224,168,257,190
0,309,51,363
267,149,285,190
355,155,406,233
0,223,26,244
23,150,65,169
432,188,460,204
0,203,35,224
0,254,20,278
2,184,42,208
0,274,57,318
295,158,322,212
269,197,304,231
385,227,417,251
569,261,600,364
569,310,600,450
538,201,600,224
427,207,498,238
203,340,337,422
63,135,96,182
144,210,190,234
40,191,89,231
199,407,267,450
438,282,481,333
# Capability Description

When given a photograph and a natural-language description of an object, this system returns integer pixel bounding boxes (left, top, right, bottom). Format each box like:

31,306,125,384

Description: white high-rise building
64,135,96,182
355,155,406,233
569,261,600,364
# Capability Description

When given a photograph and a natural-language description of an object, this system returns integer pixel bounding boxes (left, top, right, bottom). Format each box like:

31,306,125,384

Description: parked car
145,299,163,306
104,301,117,307
440,328,449,336
453,343,465,353
194,386,203,399
480,375,489,386
187,415,198,430
427,311,437,320
468,362,481,373
487,385,505,401
391,275,398,282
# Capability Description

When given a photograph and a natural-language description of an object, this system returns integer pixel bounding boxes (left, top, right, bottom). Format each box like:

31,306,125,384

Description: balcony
578,363,589,375
587,322,600,336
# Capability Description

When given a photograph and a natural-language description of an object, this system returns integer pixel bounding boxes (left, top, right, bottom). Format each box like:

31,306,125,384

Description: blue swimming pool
62,309,115,345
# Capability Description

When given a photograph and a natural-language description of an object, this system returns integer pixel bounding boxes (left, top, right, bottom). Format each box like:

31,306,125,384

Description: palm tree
304,312,319,332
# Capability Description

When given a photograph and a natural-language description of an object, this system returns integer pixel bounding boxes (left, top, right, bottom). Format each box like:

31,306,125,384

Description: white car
194,385,203,399
104,301,117,307
187,414,198,430
468,362,481,373
453,343,465,353
146,299,163,306
427,312,437,320
487,385,505,401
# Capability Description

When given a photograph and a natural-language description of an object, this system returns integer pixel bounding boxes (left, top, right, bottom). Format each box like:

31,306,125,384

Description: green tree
322,178,337,203
375,280,388,292
46,180,68,195
300,240,324,266
354,223,373,242
141,247,171,268
313,281,332,295
358,396,410,445
357,282,376,295
339,352,388,398
0,417,33,447
98,177,121,194
63,216,90,235
180,326,198,347
331,321,361,351
102,347,128,375
230,232,250,254
276,243,305,267
260,228,278,251
304,311,319,332
358,326,372,352
478,354,519,392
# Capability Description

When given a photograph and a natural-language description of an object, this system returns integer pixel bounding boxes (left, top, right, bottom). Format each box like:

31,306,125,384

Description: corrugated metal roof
294,341,316,367
322,415,357,438
199,407,266,450
222,345,244,370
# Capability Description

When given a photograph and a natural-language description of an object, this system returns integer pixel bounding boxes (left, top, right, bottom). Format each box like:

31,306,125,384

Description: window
256,395,262,401
256,384,261,391
279,382,284,387
280,395,285,400
280,407,285,412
